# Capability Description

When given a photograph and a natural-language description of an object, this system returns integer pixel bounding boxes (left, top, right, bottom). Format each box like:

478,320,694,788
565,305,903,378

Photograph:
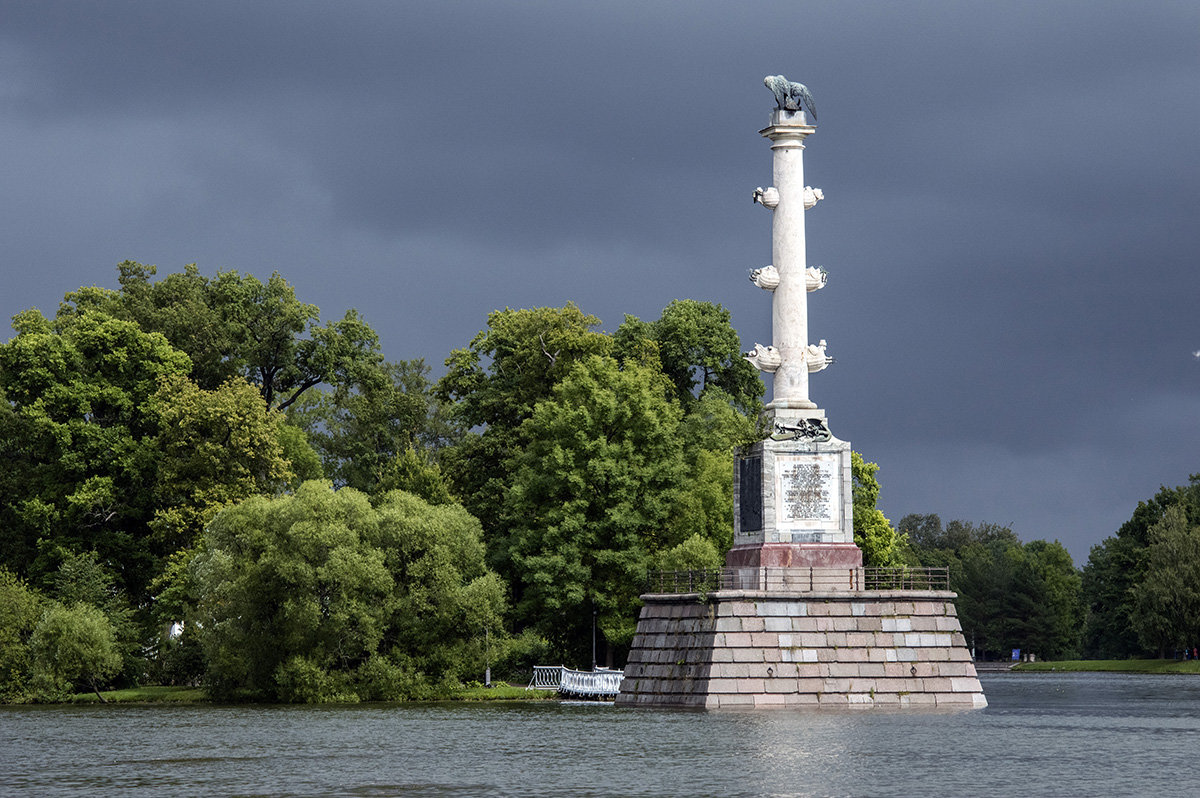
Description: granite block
841,647,869,663
764,617,793,632
783,693,821,706
817,692,850,706
742,616,766,632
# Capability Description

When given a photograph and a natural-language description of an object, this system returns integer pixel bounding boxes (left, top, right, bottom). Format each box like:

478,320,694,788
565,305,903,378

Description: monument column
731,76,861,577
763,112,817,412
618,76,985,710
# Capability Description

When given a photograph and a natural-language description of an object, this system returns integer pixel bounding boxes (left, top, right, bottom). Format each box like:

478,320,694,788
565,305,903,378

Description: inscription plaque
775,453,839,529
738,455,763,532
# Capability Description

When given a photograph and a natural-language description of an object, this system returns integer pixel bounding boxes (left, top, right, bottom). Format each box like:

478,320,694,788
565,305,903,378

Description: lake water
3,672,1200,797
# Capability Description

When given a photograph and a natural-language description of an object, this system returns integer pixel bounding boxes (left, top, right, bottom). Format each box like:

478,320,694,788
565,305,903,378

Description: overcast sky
2,1,1197,563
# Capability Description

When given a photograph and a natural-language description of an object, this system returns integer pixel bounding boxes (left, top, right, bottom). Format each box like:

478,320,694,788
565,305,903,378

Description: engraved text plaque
775,453,839,530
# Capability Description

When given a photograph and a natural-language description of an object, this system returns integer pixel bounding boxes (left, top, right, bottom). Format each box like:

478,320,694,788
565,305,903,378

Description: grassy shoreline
52,661,1200,703
1012,659,1200,674
63,682,558,705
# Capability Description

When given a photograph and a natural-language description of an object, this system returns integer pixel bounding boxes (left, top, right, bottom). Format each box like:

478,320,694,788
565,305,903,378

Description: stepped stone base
616,589,986,710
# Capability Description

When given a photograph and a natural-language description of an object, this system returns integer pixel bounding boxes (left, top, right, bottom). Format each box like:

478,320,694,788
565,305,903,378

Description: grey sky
3,1,1197,563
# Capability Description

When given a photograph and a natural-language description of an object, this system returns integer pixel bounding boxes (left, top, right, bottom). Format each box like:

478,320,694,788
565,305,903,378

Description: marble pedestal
731,417,859,577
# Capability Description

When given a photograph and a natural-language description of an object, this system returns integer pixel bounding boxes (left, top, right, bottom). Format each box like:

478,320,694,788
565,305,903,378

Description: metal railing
527,665,623,699
644,566,949,594
864,566,949,591
645,568,726,594
529,665,565,690
559,667,623,699
644,567,860,593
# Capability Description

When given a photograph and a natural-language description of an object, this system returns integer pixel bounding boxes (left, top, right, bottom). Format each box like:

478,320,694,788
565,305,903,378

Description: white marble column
761,109,817,412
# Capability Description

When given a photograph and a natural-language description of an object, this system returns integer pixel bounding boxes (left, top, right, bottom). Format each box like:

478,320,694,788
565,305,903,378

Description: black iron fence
643,566,949,594
644,569,726,594
863,566,949,591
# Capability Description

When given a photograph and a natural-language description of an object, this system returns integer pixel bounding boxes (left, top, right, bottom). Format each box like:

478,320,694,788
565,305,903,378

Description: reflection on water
3,673,1200,797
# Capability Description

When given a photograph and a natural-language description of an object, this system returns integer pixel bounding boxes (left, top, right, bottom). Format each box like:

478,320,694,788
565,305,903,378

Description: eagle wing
796,83,817,121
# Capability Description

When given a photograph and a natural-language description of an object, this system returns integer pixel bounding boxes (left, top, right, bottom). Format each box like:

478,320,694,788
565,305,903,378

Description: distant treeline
896,479,1200,661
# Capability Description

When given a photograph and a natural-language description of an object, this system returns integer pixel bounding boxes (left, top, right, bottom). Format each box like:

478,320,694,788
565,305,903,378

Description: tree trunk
90,679,108,703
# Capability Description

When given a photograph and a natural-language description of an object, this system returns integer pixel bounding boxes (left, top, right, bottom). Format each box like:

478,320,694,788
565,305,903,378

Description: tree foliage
151,375,296,551
666,391,756,554
436,304,612,533
502,355,688,661
900,514,1082,660
613,299,763,415
0,568,44,702
437,303,766,664
1081,477,1200,657
0,309,191,595
61,262,384,410
192,482,506,701
851,452,904,567
0,264,389,611
287,360,453,503
1128,505,1200,656
30,602,122,700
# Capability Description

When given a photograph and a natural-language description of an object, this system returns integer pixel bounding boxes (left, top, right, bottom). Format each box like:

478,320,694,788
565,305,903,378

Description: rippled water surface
4,673,1200,797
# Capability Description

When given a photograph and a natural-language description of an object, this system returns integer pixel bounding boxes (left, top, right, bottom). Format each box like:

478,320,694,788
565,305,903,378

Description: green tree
1021,539,1083,659
30,602,122,701
0,568,44,703
150,374,296,552
44,550,142,683
0,309,191,595
501,355,686,663
655,534,723,572
438,303,768,664
288,360,453,502
851,452,904,567
1129,505,1200,656
614,299,763,415
192,481,505,701
436,304,612,534
1081,477,1200,658
901,514,1082,660
145,549,206,687
0,304,317,612
667,389,758,554
61,262,385,410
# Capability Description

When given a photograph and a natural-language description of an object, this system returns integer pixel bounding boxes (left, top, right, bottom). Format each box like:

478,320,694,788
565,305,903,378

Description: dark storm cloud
2,1,1198,562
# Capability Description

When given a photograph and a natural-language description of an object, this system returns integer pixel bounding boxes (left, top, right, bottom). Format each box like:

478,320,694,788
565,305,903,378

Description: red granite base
726,542,863,569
